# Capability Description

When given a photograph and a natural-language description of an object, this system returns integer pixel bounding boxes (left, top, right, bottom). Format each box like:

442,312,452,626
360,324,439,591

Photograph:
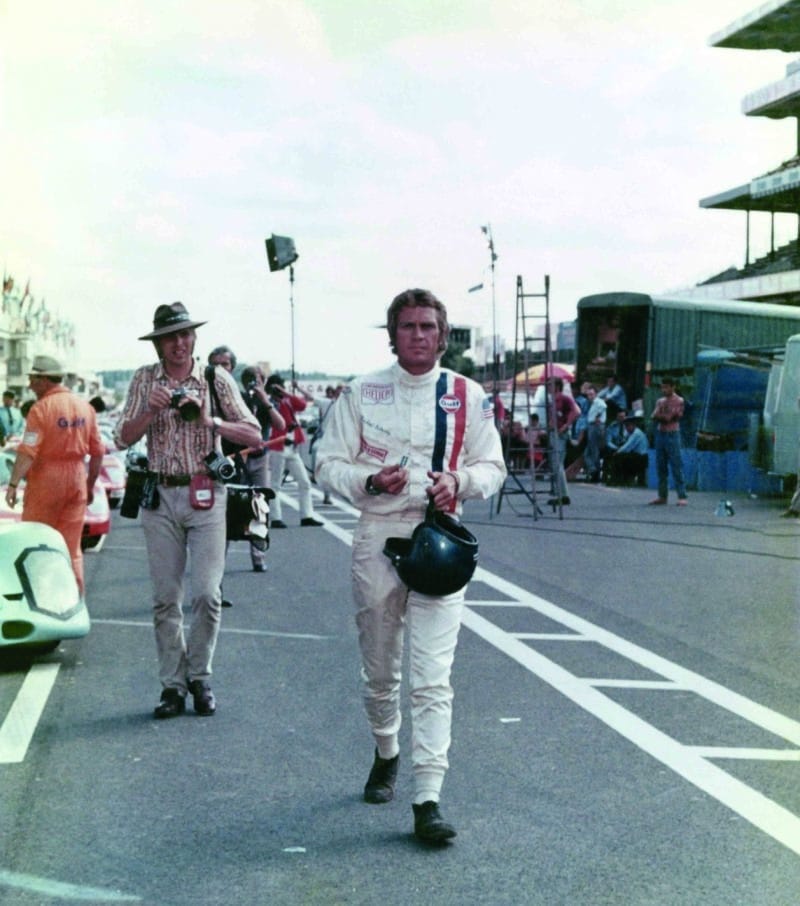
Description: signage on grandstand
743,72,800,115
751,163,800,198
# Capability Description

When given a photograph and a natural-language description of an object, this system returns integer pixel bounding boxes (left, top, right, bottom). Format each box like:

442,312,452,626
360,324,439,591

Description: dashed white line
462,606,800,856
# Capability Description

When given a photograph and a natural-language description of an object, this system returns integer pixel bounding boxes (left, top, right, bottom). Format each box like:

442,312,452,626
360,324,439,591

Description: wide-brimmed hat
624,412,644,422
29,355,65,377
139,302,207,340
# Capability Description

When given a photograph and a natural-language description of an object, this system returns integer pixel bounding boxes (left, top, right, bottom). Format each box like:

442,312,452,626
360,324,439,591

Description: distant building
1,275,79,398
695,0,800,306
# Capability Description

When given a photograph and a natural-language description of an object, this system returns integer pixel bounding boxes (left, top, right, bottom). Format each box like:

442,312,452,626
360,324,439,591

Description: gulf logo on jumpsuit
438,394,462,414
433,378,467,513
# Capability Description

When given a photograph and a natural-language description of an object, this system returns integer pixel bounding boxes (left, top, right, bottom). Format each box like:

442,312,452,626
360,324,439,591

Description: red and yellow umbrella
514,362,574,386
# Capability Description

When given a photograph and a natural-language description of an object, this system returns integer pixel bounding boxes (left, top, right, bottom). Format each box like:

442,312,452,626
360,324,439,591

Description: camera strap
205,365,222,417
204,365,227,457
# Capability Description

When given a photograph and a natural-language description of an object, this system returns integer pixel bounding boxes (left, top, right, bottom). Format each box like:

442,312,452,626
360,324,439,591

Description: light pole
481,224,499,393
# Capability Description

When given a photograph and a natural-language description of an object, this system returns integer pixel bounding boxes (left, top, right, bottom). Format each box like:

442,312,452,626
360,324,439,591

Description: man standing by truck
650,378,687,506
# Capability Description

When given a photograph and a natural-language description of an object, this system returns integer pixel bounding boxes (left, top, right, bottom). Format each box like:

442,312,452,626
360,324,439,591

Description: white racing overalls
316,362,506,802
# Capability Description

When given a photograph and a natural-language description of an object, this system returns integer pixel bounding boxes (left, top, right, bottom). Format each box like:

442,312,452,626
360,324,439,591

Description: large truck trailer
576,292,800,414
764,334,800,478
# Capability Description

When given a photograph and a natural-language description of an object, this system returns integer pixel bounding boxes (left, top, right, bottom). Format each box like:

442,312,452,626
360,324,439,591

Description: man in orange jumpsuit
4,355,104,595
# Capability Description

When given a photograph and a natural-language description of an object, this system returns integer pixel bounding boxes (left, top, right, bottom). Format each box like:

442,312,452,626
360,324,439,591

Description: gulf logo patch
438,394,462,414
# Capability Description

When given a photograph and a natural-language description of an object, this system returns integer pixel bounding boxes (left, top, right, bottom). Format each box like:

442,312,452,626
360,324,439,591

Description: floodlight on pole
265,234,299,385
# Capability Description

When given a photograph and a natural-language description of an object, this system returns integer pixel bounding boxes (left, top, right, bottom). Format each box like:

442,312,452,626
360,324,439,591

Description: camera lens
218,459,236,481
178,400,201,422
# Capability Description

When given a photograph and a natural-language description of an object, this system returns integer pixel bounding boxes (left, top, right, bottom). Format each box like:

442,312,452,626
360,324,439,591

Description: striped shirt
116,359,258,475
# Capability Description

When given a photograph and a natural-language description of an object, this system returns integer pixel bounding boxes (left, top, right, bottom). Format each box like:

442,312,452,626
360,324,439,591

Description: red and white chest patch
360,438,389,462
361,383,394,405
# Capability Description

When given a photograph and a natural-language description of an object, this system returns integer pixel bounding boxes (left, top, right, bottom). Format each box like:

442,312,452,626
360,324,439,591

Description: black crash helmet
383,501,479,596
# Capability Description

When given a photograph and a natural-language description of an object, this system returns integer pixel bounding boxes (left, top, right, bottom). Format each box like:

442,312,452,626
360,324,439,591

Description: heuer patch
361,383,394,405
360,438,389,462
438,394,462,413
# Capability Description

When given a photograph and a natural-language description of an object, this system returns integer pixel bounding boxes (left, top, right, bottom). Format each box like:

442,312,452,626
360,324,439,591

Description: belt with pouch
149,472,194,487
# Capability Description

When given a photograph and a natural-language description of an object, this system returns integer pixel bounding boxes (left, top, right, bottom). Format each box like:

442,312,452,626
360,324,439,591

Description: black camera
170,388,201,422
246,380,257,391
204,451,236,482
120,455,151,519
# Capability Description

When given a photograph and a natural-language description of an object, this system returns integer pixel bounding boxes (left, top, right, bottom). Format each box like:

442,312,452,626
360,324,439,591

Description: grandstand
694,0,800,306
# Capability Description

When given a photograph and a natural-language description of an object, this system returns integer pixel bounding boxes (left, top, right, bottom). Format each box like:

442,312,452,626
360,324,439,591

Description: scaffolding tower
496,274,566,520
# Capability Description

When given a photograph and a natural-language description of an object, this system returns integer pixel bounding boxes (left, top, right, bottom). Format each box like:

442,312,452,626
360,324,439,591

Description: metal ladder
496,274,565,520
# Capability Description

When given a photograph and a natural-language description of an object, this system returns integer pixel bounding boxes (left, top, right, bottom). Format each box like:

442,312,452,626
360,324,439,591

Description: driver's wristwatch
365,475,382,496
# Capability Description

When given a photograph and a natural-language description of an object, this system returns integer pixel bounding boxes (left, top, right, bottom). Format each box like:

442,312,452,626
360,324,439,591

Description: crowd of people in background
495,372,692,504
8,358,799,521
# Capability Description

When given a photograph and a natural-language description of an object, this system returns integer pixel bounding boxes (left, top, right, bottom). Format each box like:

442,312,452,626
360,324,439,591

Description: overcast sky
1,0,795,378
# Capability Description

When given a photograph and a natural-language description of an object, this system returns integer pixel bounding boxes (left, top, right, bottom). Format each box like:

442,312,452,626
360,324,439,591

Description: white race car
0,522,89,654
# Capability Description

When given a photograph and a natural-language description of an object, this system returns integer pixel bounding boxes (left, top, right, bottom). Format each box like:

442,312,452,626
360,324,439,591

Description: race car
0,521,89,654
81,480,111,551
98,452,126,510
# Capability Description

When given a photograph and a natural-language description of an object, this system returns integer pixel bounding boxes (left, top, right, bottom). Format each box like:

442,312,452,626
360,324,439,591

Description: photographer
115,303,261,719
265,373,322,528
221,358,285,572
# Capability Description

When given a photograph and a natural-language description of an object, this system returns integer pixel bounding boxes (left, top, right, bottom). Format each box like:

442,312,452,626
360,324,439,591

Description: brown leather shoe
188,680,216,716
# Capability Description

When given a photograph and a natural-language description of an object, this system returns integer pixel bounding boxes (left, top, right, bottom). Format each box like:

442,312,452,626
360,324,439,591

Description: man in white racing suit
316,288,506,843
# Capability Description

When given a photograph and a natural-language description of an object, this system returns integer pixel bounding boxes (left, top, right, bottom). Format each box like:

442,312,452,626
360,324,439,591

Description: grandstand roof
699,184,755,212
743,62,800,118
700,167,800,213
709,0,800,51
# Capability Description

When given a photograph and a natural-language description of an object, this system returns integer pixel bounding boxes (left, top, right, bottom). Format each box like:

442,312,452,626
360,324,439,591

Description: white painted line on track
470,567,800,747
586,680,686,690
0,869,141,902
689,747,800,761
462,606,800,856
91,618,333,641
0,663,60,764
513,633,587,641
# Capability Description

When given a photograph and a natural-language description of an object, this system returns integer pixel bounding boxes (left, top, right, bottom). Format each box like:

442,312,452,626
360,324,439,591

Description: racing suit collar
392,361,441,386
